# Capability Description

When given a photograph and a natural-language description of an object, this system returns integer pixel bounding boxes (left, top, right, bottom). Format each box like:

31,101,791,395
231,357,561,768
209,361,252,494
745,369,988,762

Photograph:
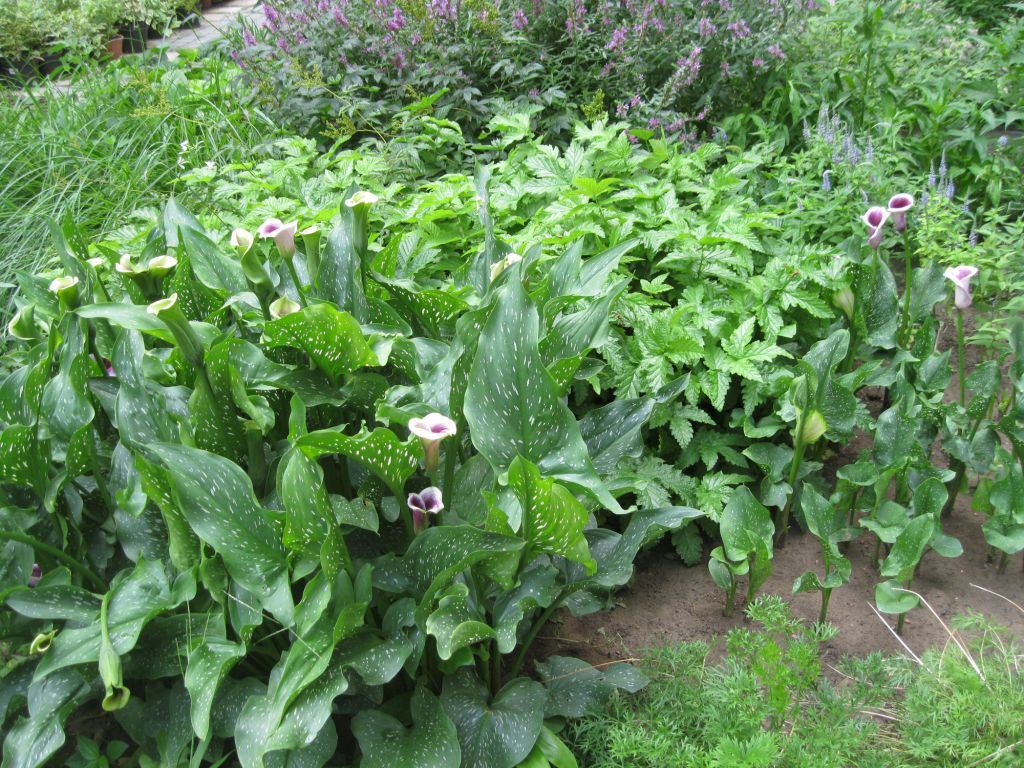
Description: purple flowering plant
225,0,819,141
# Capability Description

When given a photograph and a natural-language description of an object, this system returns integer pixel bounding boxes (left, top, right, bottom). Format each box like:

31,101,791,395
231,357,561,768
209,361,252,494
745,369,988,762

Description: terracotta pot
106,36,124,60
121,23,147,54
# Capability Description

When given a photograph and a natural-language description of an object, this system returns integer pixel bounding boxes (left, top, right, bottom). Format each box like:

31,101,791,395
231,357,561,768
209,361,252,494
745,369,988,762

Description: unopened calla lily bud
49,276,81,307
489,252,523,282
886,193,914,232
408,412,457,473
300,225,322,276
269,295,301,320
87,256,106,270
862,206,889,250
832,285,855,321
230,227,254,255
99,634,130,711
799,409,828,444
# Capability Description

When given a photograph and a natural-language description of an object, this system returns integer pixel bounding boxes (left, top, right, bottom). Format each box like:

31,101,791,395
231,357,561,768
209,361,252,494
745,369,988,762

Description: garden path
150,0,262,50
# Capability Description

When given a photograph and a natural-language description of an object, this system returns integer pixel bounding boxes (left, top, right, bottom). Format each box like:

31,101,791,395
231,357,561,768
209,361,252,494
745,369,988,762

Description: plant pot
0,56,40,84
121,23,147,54
106,36,124,60
41,50,64,77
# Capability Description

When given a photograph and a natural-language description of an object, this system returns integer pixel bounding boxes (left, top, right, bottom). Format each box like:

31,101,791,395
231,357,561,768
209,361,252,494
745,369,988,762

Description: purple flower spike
943,265,978,310
862,206,889,250
886,193,914,232
407,487,444,532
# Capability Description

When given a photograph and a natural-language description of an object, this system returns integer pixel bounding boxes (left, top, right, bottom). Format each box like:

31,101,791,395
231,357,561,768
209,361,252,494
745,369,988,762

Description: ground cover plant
0,0,1023,765
568,596,1024,768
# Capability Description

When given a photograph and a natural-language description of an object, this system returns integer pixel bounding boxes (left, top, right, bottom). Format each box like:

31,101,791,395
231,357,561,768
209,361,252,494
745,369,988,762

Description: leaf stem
509,591,566,681
819,587,832,623
898,229,914,345
776,413,807,547
0,529,104,590
956,309,966,407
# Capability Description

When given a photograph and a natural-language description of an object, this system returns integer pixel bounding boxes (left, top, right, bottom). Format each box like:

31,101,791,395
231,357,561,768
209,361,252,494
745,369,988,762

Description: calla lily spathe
862,206,889,250
258,218,299,258
269,295,301,320
345,190,379,208
407,486,443,532
887,193,915,232
489,252,523,282
409,413,457,472
231,228,254,254
943,265,979,309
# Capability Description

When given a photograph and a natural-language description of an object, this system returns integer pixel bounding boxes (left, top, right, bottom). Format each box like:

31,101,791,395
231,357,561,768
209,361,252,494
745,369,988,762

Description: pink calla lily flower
862,206,889,250
409,413,457,472
887,193,915,232
258,218,299,258
943,265,979,310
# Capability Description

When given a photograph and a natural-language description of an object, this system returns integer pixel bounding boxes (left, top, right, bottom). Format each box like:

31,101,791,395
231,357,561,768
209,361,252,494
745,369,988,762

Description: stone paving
149,0,263,50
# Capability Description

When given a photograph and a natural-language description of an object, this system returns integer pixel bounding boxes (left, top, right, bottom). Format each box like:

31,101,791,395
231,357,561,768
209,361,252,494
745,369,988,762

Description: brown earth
538,299,1024,666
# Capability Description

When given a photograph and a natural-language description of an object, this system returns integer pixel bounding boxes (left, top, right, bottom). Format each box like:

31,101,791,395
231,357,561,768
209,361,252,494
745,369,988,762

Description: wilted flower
407,486,443,532
258,218,298,258
409,412,457,472
886,193,914,232
862,206,889,249
943,265,978,310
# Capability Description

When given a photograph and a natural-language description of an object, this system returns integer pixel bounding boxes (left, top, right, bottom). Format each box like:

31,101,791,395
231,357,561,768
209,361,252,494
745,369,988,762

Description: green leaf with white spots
353,685,461,768
142,443,288,597
185,636,246,741
263,303,378,383
425,583,496,660
535,656,647,718
440,670,544,768
464,273,621,512
880,515,934,580
0,425,47,495
492,564,560,654
875,579,920,614
279,448,335,556
578,397,655,476
508,456,595,573
34,559,194,681
297,427,421,500
180,225,248,294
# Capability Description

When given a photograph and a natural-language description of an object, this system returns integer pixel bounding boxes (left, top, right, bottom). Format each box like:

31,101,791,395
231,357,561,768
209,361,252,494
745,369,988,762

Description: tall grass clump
0,50,276,313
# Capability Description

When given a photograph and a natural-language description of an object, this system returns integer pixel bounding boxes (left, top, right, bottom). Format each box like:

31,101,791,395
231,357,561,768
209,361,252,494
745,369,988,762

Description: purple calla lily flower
943,265,979,310
862,206,889,250
258,218,298,258
887,193,915,232
407,486,444,532
28,563,41,587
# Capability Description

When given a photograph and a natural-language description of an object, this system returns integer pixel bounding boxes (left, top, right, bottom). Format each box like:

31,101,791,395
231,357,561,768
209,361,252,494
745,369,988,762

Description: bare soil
539,301,1024,665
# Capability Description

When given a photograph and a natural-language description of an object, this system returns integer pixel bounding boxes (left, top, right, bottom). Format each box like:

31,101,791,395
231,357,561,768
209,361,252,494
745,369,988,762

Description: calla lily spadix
407,487,443,533
943,265,979,310
887,193,914,231
409,412,457,472
258,218,299,258
862,206,889,250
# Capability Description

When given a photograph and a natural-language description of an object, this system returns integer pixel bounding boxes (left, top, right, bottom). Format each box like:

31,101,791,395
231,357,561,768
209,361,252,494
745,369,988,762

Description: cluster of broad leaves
0,161,706,765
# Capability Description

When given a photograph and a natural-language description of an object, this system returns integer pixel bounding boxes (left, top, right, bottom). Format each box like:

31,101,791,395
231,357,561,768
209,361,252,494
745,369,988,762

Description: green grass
0,50,276,313
568,596,1024,767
